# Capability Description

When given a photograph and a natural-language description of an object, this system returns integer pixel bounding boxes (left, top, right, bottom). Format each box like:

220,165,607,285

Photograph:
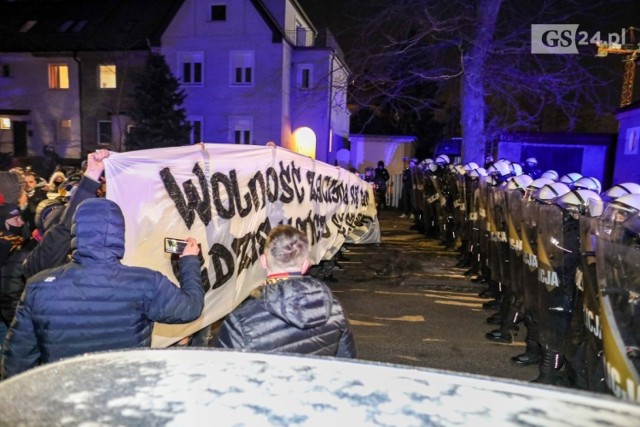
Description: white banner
104,144,380,347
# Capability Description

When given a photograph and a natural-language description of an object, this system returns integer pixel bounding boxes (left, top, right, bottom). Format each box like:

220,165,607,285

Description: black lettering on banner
306,171,317,202
265,167,279,203
291,162,305,203
232,218,272,273
278,161,294,203
331,213,347,236
295,210,330,245
247,170,267,211
350,185,359,206
209,243,234,290
229,169,252,218
211,171,235,219
160,165,212,228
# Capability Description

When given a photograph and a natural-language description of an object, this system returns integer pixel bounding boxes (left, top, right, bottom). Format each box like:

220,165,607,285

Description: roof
0,0,185,52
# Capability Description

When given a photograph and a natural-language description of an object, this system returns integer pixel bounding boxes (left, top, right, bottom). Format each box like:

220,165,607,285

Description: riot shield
595,203,640,400
423,172,441,237
536,204,581,351
565,214,602,390
507,189,525,304
477,178,491,276
493,184,511,289
467,178,481,273
454,172,468,245
521,197,542,356
486,184,504,285
522,198,540,315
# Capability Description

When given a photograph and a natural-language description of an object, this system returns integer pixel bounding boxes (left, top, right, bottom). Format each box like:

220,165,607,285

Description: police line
104,144,380,347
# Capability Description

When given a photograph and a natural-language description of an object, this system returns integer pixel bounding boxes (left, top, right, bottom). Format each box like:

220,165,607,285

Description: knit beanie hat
0,171,21,205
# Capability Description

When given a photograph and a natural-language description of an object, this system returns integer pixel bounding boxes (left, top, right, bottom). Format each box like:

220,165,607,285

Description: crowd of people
0,150,356,379
395,153,640,390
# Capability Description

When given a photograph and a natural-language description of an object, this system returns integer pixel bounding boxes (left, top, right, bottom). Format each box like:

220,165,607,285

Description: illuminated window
48,64,69,89
97,120,112,145
210,5,226,21
297,64,312,90
98,65,117,88
178,52,204,85
230,51,253,85
229,116,252,144
60,119,71,128
0,118,10,129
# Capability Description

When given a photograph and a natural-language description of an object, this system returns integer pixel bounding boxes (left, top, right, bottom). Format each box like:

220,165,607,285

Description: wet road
328,209,538,382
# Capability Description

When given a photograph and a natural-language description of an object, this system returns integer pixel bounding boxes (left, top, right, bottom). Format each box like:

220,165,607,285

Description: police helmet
435,154,450,165
559,172,583,186
601,182,640,202
510,163,523,177
525,157,538,165
555,189,603,218
540,170,559,180
608,194,640,237
507,174,533,191
464,162,479,171
467,167,488,180
535,182,571,204
492,159,512,177
428,162,439,172
527,177,555,191
573,177,602,194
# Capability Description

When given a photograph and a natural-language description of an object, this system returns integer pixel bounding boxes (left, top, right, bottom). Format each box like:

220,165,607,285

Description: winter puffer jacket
1,198,205,379
215,276,356,358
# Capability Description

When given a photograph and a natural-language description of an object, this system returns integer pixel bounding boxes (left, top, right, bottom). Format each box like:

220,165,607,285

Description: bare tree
345,0,633,163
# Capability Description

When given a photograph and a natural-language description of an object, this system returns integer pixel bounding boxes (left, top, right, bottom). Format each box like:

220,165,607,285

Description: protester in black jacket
215,225,356,358
2,198,205,379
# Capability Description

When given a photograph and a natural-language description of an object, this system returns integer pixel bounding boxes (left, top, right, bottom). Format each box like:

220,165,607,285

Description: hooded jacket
1,198,204,379
215,275,356,358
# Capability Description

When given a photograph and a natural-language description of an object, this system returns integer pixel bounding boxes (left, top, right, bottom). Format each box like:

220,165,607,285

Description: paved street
328,209,539,383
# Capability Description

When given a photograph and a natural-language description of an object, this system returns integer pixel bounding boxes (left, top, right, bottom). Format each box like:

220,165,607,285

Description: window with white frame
230,51,254,86
178,52,204,85
210,4,227,21
98,65,117,89
297,64,313,90
48,64,69,89
229,116,252,144
187,117,203,144
97,120,112,145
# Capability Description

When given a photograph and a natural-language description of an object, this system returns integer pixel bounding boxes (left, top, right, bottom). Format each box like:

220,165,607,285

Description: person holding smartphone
1,198,205,379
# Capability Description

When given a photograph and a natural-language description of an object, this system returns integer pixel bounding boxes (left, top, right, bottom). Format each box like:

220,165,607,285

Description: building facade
0,0,350,166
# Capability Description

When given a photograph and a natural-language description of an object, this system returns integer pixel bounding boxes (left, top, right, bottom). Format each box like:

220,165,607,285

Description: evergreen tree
125,52,190,151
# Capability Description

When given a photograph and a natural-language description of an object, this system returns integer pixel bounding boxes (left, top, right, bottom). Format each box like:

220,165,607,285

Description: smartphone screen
164,237,188,254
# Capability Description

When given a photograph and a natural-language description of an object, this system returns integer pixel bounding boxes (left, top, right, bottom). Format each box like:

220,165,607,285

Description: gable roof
0,0,185,52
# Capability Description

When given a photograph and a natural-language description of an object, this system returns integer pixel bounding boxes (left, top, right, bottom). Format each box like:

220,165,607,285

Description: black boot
486,312,503,324
511,316,541,366
485,328,514,343
531,349,564,385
